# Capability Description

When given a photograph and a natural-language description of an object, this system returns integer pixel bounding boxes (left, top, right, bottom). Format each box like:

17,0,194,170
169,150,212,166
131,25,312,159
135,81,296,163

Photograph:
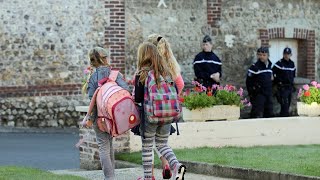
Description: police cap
203,35,212,43
257,47,269,53
283,47,292,54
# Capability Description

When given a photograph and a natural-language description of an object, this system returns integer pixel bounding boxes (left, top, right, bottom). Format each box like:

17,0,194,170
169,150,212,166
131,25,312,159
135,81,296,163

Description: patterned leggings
141,122,181,179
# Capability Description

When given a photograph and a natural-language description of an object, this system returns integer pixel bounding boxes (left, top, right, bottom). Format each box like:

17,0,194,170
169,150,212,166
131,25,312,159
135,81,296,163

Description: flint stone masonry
0,0,106,127
125,0,208,83
0,0,108,86
0,96,89,127
1,0,320,128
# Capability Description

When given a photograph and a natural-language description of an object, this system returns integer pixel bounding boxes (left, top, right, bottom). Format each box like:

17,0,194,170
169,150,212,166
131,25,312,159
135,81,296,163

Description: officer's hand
210,72,220,82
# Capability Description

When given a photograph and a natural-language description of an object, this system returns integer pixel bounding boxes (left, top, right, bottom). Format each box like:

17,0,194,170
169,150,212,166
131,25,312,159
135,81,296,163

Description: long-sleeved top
193,51,222,82
134,75,144,104
246,59,273,96
174,74,184,95
133,73,184,103
87,66,129,120
272,58,296,85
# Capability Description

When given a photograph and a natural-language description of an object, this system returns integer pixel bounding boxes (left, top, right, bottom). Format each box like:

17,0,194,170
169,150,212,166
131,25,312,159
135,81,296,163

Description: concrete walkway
52,168,237,180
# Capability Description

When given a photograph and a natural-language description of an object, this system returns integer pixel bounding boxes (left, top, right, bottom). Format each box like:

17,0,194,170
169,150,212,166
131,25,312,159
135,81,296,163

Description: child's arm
175,74,184,95
134,75,144,103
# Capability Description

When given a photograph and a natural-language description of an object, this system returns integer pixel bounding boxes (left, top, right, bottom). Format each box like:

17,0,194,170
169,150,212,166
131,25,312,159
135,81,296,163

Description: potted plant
297,81,320,117
181,81,251,122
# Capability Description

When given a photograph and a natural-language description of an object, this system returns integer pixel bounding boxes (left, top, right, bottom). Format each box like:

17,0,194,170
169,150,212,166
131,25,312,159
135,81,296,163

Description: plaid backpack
144,70,181,125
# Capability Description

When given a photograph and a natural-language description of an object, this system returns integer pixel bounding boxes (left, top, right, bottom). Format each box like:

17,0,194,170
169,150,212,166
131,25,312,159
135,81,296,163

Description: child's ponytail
157,37,181,79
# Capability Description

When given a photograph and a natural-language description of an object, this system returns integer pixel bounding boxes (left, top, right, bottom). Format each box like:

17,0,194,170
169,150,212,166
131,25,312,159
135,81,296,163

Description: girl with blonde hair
82,47,129,180
134,42,186,180
147,34,184,94
146,34,185,179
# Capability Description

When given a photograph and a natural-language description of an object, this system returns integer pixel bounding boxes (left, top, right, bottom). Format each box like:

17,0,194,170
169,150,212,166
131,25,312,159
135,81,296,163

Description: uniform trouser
93,123,115,180
278,87,292,117
250,93,274,118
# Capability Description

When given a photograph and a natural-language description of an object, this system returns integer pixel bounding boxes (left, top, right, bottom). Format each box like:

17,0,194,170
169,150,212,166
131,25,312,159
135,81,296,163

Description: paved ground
0,130,237,179
0,132,80,170
52,168,237,180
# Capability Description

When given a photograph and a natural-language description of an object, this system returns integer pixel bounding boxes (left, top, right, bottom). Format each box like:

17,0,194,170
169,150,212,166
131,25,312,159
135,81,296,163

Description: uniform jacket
246,59,273,96
193,51,222,82
272,58,296,85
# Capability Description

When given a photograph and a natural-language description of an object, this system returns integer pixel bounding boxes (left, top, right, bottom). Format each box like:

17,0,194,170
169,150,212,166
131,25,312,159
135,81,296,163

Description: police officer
272,47,296,117
246,47,274,118
193,35,222,89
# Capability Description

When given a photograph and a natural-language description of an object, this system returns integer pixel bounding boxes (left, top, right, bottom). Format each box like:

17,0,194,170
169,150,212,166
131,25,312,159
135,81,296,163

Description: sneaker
162,164,172,179
173,164,186,180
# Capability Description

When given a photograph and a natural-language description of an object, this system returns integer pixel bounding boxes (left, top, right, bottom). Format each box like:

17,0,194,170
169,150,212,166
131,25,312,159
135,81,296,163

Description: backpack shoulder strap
109,70,119,82
98,70,119,86
81,87,100,126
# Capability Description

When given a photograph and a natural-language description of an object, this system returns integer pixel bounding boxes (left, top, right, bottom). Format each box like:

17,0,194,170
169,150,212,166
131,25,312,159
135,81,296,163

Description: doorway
269,39,298,75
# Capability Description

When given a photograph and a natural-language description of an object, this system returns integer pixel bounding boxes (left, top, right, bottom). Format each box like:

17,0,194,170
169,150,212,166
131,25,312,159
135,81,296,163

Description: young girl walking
147,34,185,179
134,42,186,180
82,47,129,180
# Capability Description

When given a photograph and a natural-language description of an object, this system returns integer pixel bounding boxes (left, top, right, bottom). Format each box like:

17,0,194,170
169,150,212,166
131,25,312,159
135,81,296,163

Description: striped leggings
140,122,181,180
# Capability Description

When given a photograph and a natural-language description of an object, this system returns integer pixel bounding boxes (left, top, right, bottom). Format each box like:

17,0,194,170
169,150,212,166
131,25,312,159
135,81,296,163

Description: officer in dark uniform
246,47,274,118
193,35,222,89
272,47,296,117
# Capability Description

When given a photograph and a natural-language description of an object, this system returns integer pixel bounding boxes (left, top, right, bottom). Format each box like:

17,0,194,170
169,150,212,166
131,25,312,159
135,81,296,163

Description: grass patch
0,166,86,180
116,145,320,177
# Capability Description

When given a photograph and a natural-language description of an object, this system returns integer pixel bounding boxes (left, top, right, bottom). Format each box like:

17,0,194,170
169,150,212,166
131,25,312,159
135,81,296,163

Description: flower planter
182,105,240,122
297,102,320,117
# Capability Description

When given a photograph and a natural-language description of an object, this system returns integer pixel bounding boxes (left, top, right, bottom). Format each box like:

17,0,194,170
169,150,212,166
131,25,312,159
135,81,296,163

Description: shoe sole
175,165,186,180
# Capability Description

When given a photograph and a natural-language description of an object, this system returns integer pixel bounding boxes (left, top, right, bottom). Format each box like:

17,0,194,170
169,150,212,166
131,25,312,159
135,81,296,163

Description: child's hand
81,115,92,128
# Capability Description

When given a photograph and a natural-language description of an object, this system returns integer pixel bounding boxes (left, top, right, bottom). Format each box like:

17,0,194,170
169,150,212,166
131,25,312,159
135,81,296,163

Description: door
269,39,298,74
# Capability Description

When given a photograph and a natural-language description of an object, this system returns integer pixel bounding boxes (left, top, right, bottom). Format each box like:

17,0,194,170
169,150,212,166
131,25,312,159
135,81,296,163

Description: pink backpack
82,70,140,137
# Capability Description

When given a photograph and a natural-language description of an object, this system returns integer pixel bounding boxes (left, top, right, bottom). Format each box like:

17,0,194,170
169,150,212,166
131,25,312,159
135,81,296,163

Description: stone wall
0,96,88,127
0,0,108,86
1,0,320,127
0,0,106,127
214,0,320,86
125,0,320,89
125,0,208,82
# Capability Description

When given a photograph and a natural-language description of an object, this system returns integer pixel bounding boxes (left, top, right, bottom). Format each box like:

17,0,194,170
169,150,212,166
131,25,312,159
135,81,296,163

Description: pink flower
297,88,302,97
83,69,90,74
311,81,318,87
303,85,310,91
83,66,92,75
212,84,218,90
191,81,196,85
224,85,229,91
201,86,207,92
228,85,236,91
185,89,191,96
237,88,244,97
317,84,320,88
246,102,252,107
241,98,248,103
